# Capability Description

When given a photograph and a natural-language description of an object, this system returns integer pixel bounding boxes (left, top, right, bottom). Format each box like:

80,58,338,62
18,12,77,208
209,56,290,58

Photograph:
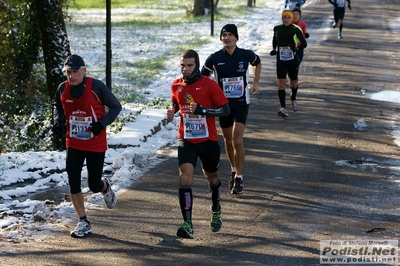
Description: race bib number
222,76,244,98
336,0,346,7
183,115,209,139
69,115,93,140
279,46,294,61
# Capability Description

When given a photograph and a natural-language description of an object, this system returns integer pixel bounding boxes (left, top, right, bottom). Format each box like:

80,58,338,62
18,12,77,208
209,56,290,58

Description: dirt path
1,0,400,265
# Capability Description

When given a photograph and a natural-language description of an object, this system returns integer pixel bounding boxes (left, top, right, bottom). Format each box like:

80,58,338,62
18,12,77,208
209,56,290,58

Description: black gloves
284,4,287,8
270,50,277,56
90,122,104,136
52,121,63,136
305,32,310,38
348,3,351,10
193,104,206,115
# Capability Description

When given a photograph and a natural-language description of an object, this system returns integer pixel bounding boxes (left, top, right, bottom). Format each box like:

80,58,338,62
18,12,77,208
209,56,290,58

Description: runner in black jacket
270,10,307,117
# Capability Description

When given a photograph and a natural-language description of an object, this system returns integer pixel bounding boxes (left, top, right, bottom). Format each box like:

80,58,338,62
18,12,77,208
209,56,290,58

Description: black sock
339,24,343,33
79,216,88,222
291,87,298,100
209,180,221,212
179,186,192,223
278,90,286,108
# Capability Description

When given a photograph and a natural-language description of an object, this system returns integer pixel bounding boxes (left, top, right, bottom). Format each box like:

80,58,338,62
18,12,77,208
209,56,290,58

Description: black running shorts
219,104,249,128
277,62,299,80
178,139,221,173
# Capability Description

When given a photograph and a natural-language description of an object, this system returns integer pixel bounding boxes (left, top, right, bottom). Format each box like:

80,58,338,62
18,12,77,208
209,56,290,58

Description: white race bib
222,76,244,98
279,46,294,61
69,115,93,140
183,114,209,139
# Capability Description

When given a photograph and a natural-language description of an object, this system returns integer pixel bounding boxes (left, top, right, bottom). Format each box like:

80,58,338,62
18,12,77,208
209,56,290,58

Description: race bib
183,114,209,139
336,0,346,7
222,76,244,98
279,46,294,61
69,115,93,140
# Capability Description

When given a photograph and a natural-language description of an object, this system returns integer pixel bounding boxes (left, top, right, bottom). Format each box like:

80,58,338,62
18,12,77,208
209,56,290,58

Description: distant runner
292,8,310,65
285,0,306,11
328,0,352,39
270,10,307,117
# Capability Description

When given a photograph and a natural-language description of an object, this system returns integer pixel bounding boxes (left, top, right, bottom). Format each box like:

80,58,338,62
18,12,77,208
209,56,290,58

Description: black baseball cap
62,54,85,71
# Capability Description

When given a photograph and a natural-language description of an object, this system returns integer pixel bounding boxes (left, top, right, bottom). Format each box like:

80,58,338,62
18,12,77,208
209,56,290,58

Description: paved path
1,0,400,265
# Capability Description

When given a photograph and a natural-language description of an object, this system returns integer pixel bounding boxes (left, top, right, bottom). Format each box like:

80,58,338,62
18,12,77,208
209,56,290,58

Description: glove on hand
270,50,277,56
90,122,104,136
305,32,310,38
284,4,287,8
193,104,206,115
52,122,63,136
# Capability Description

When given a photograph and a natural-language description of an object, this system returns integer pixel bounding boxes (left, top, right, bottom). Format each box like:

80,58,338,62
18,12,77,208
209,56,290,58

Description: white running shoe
278,107,289,118
291,99,298,112
332,23,336,28
70,220,92,238
103,177,117,209
338,33,342,39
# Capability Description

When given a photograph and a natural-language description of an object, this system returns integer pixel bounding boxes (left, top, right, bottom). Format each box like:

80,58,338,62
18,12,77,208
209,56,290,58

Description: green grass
70,0,189,9
66,0,262,103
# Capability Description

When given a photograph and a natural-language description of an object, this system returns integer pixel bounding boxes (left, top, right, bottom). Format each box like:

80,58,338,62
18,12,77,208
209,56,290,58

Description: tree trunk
35,0,70,99
247,0,253,7
193,0,205,16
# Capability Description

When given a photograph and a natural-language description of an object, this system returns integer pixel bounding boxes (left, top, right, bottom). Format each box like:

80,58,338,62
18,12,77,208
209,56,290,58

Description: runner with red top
53,54,122,238
167,49,229,239
292,8,310,66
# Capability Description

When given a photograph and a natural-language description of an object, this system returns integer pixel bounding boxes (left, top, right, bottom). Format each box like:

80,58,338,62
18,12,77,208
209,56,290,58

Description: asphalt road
1,0,400,265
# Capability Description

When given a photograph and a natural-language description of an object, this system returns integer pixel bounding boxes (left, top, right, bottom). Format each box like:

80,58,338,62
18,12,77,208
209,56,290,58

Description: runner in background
285,0,306,11
270,10,307,118
328,0,351,39
201,24,261,195
292,8,310,65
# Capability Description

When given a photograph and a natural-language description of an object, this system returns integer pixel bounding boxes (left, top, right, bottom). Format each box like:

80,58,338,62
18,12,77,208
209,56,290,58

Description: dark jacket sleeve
92,79,122,128
201,54,214,76
53,82,66,124
272,26,278,50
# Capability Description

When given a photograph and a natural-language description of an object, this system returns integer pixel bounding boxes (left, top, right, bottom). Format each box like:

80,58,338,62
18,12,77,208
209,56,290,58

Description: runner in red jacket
53,54,122,238
292,8,310,65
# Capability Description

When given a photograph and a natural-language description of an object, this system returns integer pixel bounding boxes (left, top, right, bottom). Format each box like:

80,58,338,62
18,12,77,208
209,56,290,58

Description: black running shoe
231,177,244,194
177,221,194,239
229,172,236,190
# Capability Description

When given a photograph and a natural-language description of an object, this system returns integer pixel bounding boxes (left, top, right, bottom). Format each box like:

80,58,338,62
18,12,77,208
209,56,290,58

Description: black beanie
220,24,239,40
292,8,301,17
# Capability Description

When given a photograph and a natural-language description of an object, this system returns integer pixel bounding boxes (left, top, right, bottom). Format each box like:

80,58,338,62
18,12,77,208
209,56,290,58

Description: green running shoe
210,209,222,232
177,221,194,239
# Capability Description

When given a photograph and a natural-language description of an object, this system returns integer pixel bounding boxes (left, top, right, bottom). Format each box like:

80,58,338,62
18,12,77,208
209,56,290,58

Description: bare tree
193,0,205,16
34,0,70,99
247,0,254,7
